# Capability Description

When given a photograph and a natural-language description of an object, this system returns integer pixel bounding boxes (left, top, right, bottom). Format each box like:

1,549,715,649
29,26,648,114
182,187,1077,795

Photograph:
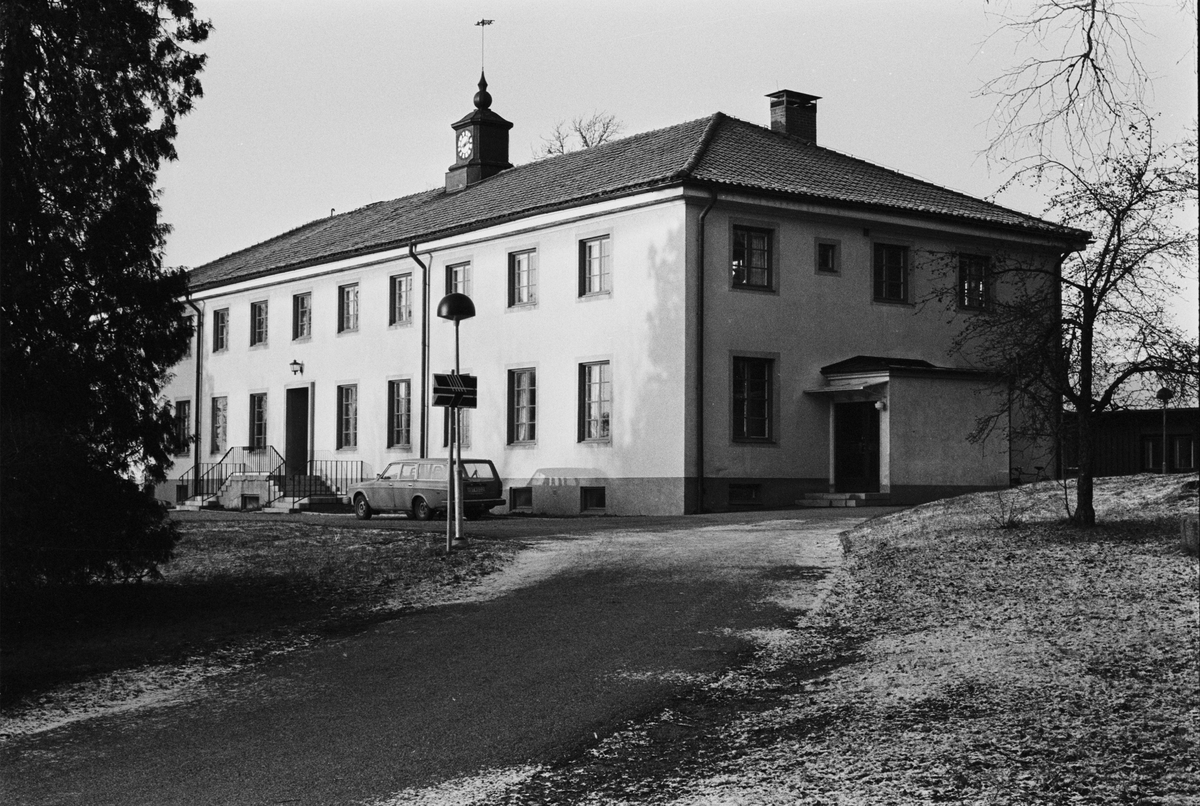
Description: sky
157,0,1198,325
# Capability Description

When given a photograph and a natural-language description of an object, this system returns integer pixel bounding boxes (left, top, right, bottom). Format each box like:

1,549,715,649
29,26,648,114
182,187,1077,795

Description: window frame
387,379,411,449
731,224,775,291
173,399,191,453
250,300,269,347
446,261,472,297
872,242,910,303
579,235,612,297
815,238,841,275
292,292,312,340
578,361,613,443
210,396,228,455
731,355,776,443
507,368,537,445
212,308,229,353
337,283,359,334
248,393,268,450
389,273,413,326
442,407,472,449
336,384,358,450
957,253,991,311
580,486,607,512
507,249,538,308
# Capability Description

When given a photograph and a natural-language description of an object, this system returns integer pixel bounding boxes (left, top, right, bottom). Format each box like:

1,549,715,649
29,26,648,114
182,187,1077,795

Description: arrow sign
432,373,477,408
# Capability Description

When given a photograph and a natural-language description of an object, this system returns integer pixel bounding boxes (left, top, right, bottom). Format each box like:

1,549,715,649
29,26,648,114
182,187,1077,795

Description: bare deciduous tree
534,112,625,158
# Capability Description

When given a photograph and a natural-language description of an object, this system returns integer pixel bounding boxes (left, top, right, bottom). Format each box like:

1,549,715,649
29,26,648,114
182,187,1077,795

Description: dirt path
0,514,869,806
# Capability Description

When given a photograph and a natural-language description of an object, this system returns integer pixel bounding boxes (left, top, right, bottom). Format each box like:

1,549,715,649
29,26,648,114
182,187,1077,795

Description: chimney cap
766,89,821,105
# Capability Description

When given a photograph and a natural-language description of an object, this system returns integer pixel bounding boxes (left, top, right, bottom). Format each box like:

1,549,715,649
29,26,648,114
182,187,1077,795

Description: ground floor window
210,397,227,455
579,361,611,441
173,400,191,452
337,385,357,449
732,356,773,441
508,368,536,444
249,393,267,450
388,380,411,448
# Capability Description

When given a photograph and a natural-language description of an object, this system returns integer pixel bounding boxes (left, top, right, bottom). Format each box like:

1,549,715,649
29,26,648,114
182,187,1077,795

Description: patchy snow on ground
361,765,542,806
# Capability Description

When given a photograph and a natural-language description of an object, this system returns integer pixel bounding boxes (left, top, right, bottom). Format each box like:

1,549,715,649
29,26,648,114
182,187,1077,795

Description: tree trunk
1073,292,1097,527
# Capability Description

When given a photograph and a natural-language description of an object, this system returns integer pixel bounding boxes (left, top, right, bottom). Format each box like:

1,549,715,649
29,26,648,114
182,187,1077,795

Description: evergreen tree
0,0,211,584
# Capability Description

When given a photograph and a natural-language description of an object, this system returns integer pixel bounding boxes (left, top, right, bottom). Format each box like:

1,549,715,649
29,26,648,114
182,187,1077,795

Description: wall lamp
289,359,304,376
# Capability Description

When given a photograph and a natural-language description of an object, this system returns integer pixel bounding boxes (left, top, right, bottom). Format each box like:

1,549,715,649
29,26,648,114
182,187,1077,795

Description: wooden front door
284,387,309,478
835,401,880,493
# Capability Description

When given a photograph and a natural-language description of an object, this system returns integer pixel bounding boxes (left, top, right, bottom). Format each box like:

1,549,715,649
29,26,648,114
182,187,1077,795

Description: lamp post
1156,387,1175,475
437,292,475,552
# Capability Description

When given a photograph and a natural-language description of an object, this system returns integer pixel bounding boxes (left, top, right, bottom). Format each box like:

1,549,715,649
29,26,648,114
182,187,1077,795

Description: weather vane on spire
475,19,494,71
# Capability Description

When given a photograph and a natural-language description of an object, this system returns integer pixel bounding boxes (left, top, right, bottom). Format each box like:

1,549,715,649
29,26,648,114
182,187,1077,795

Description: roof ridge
675,112,725,179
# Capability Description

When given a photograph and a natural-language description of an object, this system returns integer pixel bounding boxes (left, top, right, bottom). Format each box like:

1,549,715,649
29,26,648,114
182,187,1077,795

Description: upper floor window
508,250,537,307
579,361,612,442
579,236,611,296
293,292,312,340
212,308,229,352
958,254,991,310
508,368,537,444
387,379,411,448
732,226,773,289
389,273,413,325
732,356,773,441
816,239,840,274
250,301,268,346
446,262,471,296
183,316,194,358
248,393,267,449
338,284,359,333
873,244,909,302
337,384,358,449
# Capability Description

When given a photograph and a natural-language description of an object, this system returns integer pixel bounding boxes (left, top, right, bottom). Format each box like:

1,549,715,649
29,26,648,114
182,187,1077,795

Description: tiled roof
189,114,1086,290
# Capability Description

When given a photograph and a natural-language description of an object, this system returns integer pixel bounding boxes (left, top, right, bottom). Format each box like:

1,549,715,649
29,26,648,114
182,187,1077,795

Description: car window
461,461,496,480
379,463,402,480
399,463,418,480
430,464,447,481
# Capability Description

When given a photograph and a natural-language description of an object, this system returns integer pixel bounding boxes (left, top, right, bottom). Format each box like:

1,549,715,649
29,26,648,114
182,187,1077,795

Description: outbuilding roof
188,113,1087,291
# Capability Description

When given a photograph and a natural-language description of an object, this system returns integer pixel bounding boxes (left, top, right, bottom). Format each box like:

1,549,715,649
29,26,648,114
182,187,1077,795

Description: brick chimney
766,90,820,144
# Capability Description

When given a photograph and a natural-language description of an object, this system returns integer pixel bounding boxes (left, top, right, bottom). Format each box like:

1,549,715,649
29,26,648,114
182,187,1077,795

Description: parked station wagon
350,458,505,521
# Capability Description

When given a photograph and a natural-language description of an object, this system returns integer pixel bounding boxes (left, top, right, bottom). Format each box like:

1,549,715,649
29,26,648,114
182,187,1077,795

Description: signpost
436,292,476,552
432,373,478,409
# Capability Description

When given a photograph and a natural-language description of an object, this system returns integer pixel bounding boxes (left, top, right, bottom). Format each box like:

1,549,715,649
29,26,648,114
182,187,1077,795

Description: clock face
457,130,473,160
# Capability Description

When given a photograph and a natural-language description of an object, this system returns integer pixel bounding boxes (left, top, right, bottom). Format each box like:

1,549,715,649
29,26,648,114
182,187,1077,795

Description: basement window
728,483,761,506
581,486,607,512
510,486,533,510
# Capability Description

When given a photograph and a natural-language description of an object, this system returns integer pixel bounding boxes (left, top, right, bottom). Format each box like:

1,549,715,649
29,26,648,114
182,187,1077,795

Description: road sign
432,373,477,408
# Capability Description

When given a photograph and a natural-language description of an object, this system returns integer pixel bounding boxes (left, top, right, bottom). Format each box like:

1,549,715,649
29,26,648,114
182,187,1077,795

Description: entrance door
834,401,880,493
285,387,309,478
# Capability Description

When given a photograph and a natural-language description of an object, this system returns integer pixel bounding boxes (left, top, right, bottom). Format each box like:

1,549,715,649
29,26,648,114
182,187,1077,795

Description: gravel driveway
1,510,882,805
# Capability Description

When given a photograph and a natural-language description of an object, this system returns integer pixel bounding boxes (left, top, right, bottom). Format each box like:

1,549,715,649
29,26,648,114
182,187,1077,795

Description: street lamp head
437,293,476,322
1156,387,1175,404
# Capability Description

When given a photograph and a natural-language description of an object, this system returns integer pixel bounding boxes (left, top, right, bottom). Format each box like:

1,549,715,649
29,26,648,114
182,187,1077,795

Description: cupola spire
445,71,513,193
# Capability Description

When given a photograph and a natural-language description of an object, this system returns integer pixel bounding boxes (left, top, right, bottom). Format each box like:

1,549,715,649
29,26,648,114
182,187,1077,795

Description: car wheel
412,497,432,521
354,495,372,521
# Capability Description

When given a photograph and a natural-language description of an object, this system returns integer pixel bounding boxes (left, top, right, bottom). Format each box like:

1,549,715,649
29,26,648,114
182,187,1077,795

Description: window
733,356,773,441
250,301,268,346
732,226,773,289
338,284,359,333
173,400,191,450
816,239,840,274
1175,435,1196,471
508,250,537,306
291,293,311,340
508,369,536,443
210,397,227,455
443,408,472,449
873,244,909,302
510,486,533,509
728,483,761,505
446,262,471,296
212,308,229,352
183,316,194,358
389,274,413,325
581,486,607,511
579,361,612,441
387,379,411,448
337,385,358,449
580,236,611,295
958,254,990,310
249,393,267,449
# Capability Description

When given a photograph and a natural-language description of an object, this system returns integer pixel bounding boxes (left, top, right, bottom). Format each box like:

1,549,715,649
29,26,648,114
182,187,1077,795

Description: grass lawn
0,515,515,729
487,474,1199,805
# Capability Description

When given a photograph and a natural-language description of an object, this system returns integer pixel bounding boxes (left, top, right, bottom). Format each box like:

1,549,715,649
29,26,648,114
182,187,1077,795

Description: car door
371,463,402,510
417,461,448,511
395,462,419,510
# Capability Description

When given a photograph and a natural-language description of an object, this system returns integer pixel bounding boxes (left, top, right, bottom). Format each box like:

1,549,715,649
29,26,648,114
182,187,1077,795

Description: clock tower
445,73,513,193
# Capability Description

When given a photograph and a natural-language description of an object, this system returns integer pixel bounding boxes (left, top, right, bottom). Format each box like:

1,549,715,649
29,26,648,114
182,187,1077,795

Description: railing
179,448,360,508
306,459,364,497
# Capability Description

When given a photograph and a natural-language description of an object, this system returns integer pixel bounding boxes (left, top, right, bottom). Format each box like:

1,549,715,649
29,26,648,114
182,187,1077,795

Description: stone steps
796,492,891,508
